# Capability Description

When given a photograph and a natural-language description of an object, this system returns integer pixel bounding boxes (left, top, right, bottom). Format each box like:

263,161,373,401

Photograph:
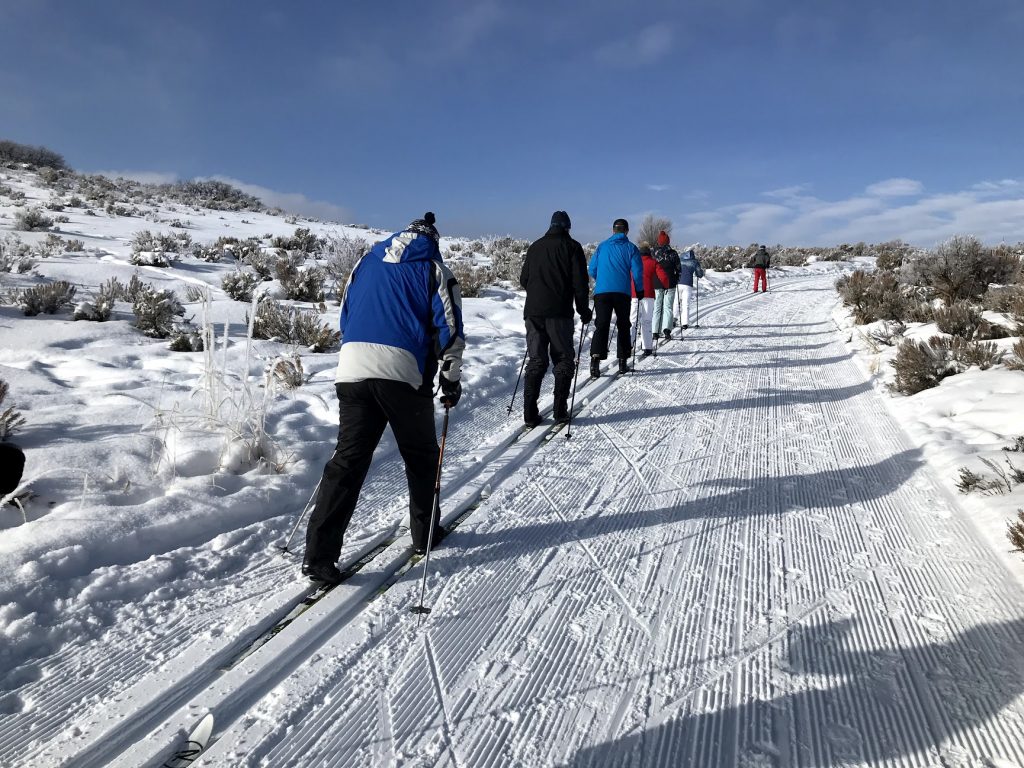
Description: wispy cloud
594,23,674,68
865,177,924,197
647,183,671,192
207,176,354,223
679,178,1024,246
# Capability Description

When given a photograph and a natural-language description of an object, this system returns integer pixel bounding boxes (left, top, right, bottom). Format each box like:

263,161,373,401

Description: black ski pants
524,316,575,418
589,292,633,361
305,379,440,565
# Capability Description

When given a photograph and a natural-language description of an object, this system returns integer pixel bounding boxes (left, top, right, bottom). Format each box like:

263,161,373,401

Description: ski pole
694,278,700,328
411,404,451,618
278,478,322,554
626,296,634,370
507,347,527,416
566,320,589,440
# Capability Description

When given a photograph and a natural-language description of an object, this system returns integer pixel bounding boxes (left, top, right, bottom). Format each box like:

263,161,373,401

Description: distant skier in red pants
750,244,770,292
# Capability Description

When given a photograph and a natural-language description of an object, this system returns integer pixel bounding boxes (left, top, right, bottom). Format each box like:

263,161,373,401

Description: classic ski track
182,272,1024,768
63,281,774,767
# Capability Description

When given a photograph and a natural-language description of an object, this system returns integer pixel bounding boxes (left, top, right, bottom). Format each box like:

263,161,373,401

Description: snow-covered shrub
637,214,672,249
1007,339,1024,372
131,285,185,338
243,248,276,280
276,251,326,301
488,236,530,282
868,320,906,347
900,235,1001,306
835,270,909,324
183,284,206,303
271,227,321,253
1008,510,1024,557
45,200,65,211
875,240,917,271
130,229,190,267
63,238,85,252
73,277,122,321
931,335,1004,370
449,261,493,298
220,269,259,302
0,379,26,439
168,324,204,352
890,339,955,395
14,280,77,315
53,214,70,224
321,233,367,294
0,139,68,170
956,467,1002,494
267,354,306,390
933,302,984,339
13,207,53,232
0,234,34,273
251,298,340,352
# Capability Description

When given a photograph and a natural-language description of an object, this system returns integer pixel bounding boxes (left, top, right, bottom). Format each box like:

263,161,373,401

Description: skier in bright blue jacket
303,212,465,584
587,218,644,376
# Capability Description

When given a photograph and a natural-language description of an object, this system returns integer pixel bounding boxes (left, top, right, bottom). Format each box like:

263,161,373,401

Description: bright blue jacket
678,249,705,287
588,233,643,296
336,229,465,393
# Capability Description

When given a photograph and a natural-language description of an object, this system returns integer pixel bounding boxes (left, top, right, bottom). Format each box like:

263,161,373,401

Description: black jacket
751,247,771,268
520,226,590,318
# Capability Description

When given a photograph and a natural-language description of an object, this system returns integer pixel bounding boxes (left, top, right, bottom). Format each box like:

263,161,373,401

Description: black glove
579,307,593,324
439,378,461,408
635,291,645,300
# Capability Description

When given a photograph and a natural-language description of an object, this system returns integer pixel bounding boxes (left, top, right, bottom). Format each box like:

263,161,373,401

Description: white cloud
865,177,924,197
595,23,673,68
647,184,671,192
206,176,354,223
676,181,1024,246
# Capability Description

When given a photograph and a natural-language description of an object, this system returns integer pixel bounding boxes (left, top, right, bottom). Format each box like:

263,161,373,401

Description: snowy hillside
2,164,1024,767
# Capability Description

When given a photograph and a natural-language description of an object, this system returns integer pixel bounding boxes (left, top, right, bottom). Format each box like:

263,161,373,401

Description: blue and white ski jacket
678,249,705,287
587,233,643,296
335,230,465,392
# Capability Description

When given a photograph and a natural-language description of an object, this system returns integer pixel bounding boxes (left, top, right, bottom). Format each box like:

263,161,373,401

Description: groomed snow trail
176,275,1024,767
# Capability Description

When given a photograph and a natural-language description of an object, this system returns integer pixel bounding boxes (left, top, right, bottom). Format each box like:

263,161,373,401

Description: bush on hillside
131,285,185,338
875,240,917,271
0,139,68,170
901,236,991,306
890,338,955,395
449,261,493,298
0,379,26,439
321,233,367,295
271,227,321,253
275,251,326,301
14,280,77,315
221,269,261,302
13,207,53,232
487,236,530,282
0,234,34,273
1007,339,1024,372
835,269,910,324
251,298,340,352
933,302,984,339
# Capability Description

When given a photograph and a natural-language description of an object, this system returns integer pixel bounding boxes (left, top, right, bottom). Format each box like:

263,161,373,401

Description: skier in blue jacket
303,212,465,584
587,218,644,376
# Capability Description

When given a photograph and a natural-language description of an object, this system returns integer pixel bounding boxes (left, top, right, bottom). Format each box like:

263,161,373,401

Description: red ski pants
753,267,767,292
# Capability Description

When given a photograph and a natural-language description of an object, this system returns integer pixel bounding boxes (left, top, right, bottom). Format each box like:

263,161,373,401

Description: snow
2,166,1024,766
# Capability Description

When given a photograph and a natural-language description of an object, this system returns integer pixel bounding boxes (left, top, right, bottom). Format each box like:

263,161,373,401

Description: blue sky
2,0,1023,246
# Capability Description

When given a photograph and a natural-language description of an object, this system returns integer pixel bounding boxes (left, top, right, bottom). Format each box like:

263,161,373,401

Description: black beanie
407,211,439,242
550,210,571,230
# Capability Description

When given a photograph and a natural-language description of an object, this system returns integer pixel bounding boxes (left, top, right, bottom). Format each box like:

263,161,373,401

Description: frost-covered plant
835,270,909,324
0,379,26,439
221,269,261,302
267,353,306,390
449,261,493,298
0,234,34,273
1008,510,1024,557
890,338,955,395
0,139,68,170
63,238,85,252
73,276,121,321
276,251,326,301
183,284,206,303
131,285,185,338
637,214,672,250
321,233,367,294
168,322,204,352
899,235,1010,306
868,320,906,347
1007,340,1024,372
933,302,984,339
251,298,340,352
243,248,276,280
13,207,53,231
487,236,530,282
271,227,320,253
14,280,77,315
928,335,1004,370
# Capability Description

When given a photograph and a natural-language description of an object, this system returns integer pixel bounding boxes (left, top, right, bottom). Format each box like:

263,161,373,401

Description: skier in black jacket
518,211,592,426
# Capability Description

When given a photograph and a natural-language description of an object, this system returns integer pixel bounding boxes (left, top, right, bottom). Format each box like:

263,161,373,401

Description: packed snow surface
1,168,1024,766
